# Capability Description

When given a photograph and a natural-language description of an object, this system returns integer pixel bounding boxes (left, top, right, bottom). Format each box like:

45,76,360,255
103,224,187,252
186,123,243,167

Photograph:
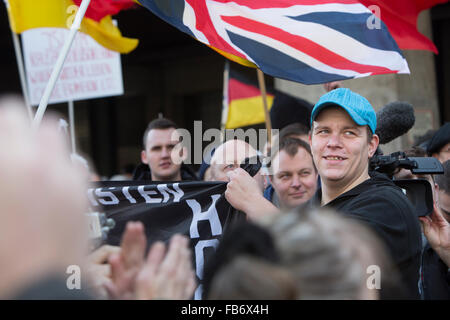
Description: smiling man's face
270,148,318,209
310,106,378,189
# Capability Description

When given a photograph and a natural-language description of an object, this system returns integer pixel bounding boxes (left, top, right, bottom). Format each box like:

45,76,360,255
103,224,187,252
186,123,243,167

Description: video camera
370,152,444,217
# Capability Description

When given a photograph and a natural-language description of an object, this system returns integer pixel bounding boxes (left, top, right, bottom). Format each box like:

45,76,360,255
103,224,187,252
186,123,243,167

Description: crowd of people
1,84,449,300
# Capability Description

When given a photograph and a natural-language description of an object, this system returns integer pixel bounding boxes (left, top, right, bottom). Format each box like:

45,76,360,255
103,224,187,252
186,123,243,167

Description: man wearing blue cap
225,88,422,299
309,88,379,205
309,89,422,298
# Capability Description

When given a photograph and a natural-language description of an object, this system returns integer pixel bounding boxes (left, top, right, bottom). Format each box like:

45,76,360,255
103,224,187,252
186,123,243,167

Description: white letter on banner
122,186,136,204
157,183,184,203
87,188,99,207
194,239,220,300
95,188,119,205
138,185,162,203
186,194,222,239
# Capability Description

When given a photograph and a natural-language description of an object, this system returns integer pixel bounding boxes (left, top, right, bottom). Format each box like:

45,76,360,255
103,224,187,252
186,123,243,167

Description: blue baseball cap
310,88,377,134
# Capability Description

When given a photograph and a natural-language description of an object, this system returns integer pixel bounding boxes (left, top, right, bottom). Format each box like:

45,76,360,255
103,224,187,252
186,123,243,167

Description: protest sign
89,180,244,300
21,27,124,105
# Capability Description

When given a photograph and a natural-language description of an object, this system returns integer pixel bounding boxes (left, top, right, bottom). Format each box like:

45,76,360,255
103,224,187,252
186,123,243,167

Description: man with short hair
307,90,421,299
265,137,318,209
133,118,198,181
309,89,422,299
427,123,450,163
226,88,422,299
279,122,310,143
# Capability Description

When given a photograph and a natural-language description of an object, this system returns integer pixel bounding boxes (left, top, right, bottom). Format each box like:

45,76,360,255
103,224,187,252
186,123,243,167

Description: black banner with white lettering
88,180,244,299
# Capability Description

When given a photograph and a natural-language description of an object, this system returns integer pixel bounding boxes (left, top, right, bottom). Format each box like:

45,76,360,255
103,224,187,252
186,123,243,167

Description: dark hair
403,146,427,158
413,129,436,148
202,220,280,299
279,123,310,140
207,208,406,300
269,137,316,172
435,160,450,194
142,118,178,149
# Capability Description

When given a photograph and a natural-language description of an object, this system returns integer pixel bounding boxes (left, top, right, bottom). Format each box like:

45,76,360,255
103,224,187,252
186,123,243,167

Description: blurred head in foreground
0,96,90,298
205,208,404,300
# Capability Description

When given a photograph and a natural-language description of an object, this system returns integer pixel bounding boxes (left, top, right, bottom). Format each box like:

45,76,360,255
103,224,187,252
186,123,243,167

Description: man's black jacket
421,241,450,300
309,171,422,299
132,163,199,181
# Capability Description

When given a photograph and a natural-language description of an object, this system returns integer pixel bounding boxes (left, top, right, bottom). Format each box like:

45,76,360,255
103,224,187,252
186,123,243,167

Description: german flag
6,0,138,54
224,65,274,129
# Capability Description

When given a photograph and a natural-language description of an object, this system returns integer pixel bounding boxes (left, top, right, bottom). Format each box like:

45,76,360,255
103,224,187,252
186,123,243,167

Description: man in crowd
427,122,450,163
264,137,318,209
420,161,450,270
225,88,422,299
417,159,450,299
208,139,260,184
133,118,198,181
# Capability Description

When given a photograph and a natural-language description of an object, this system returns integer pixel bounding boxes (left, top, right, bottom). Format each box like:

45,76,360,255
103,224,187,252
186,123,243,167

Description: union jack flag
137,0,409,85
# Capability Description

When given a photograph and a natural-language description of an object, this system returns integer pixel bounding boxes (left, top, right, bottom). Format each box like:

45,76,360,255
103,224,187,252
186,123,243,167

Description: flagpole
11,32,33,121
32,0,92,130
220,60,230,136
4,0,33,122
256,69,272,145
68,100,76,154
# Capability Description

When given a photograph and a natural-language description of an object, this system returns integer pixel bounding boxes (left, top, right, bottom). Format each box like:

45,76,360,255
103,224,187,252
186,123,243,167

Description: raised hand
135,234,196,300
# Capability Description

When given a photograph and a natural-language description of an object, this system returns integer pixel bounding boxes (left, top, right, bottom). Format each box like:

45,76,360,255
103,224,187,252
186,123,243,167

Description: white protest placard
21,27,124,105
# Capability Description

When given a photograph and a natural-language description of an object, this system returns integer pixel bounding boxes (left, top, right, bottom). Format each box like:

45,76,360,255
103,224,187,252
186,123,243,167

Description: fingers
88,245,121,264
86,264,113,299
95,263,112,278
323,81,342,92
134,241,166,300
103,279,120,300
431,203,449,227
226,167,246,180
164,235,193,299
108,252,124,283
105,252,125,300
183,272,197,299
174,237,196,299
143,241,166,277
135,234,195,300
419,217,431,235
160,235,189,272
121,221,146,269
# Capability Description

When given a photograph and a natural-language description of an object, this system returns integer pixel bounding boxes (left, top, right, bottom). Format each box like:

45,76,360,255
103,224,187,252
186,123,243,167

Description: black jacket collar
132,163,199,181
311,171,394,207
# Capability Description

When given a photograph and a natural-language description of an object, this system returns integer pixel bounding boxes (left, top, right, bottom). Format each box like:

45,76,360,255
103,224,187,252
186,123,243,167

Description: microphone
375,101,415,145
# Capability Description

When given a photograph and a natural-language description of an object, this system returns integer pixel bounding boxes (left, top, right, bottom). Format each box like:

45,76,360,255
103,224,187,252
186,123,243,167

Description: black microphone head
375,101,415,145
